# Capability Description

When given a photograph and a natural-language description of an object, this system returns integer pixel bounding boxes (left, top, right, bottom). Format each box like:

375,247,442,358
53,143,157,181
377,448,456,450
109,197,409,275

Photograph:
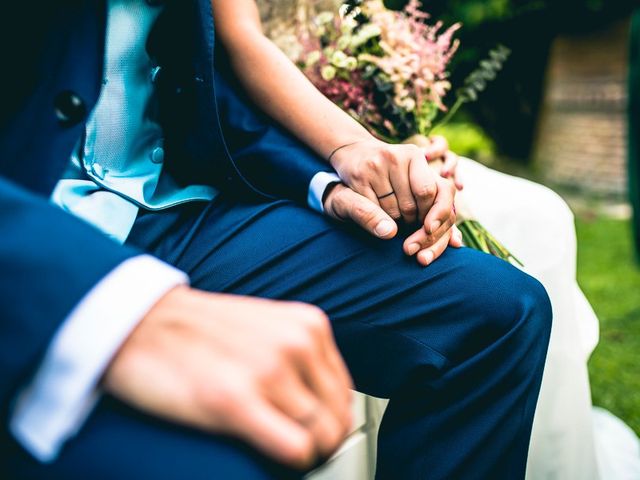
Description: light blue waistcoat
52,0,217,243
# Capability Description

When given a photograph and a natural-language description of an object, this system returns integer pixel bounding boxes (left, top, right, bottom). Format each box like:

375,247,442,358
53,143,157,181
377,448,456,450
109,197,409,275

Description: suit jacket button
150,146,165,164
54,91,87,127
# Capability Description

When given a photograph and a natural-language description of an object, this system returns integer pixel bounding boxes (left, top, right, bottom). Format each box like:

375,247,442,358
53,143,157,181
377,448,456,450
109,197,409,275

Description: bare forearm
216,18,374,159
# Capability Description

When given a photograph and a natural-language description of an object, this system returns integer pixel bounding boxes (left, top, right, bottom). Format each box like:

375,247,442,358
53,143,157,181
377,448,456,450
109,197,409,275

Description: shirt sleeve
308,171,343,213
9,255,189,463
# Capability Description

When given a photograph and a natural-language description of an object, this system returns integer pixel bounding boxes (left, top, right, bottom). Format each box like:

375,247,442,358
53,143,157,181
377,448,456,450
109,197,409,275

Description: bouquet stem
457,220,523,266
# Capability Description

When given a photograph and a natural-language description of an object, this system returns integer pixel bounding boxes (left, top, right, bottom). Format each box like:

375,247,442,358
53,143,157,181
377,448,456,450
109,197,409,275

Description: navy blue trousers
9,196,551,479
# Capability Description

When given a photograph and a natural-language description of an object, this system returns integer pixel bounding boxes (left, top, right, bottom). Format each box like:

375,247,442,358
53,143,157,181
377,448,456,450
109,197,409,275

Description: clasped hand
323,136,463,266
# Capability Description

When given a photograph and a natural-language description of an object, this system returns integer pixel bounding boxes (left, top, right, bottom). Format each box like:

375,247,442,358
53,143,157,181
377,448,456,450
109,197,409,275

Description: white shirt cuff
10,255,189,463
308,172,342,213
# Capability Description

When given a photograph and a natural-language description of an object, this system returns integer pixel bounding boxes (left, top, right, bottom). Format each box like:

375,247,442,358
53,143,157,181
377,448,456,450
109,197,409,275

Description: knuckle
415,183,437,199
387,208,402,220
195,380,240,415
399,201,417,216
387,155,400,167
288,434,316,466
379,144,395,158
352,203,376,223
300,305,330,333
350,168,365,183
283,330,317,359
257,357,285,382
365,157,383,172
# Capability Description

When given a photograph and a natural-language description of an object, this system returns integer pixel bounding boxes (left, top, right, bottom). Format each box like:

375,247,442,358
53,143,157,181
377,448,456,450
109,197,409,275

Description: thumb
327,185,397,239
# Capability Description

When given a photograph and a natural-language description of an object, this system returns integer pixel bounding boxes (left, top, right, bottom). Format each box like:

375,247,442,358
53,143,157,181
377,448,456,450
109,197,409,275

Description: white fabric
593,407,640,480
457,157,639,480
10,255,188,463
309,171,342,212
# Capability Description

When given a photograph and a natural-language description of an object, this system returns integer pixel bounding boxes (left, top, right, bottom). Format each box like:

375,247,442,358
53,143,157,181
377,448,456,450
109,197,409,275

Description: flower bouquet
290,0,521,265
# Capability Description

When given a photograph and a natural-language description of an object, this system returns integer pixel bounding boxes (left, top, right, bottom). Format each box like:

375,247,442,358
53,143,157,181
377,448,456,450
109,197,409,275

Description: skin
211,0,463,266
105,0,466,471
105,288,354,469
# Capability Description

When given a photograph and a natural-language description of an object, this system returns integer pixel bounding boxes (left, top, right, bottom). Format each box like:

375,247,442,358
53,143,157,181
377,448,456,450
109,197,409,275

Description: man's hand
104,287,354,470
323,183,462,266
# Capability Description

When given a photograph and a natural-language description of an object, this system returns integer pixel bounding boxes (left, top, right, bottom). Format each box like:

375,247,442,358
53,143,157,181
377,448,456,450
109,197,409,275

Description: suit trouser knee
126,200,553,480
372,265,552,480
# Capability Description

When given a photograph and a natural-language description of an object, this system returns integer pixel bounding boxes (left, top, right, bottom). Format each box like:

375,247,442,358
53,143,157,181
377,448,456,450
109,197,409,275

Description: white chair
306,393,388,480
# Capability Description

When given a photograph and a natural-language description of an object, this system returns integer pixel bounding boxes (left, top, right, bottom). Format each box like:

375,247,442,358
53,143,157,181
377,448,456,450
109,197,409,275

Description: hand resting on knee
103,286,354,470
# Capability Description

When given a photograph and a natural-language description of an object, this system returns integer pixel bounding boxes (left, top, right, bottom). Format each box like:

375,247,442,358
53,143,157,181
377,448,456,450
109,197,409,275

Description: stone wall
533,19,630,197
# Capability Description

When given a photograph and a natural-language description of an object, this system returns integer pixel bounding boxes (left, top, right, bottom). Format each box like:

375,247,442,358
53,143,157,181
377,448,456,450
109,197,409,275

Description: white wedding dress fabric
457,157,640,480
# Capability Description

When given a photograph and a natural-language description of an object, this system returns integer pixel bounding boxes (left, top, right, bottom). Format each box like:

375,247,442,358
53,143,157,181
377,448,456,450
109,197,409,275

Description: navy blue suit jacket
0,0,333,427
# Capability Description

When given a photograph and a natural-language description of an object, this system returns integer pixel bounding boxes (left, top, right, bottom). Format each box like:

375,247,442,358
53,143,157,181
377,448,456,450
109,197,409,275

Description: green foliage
427,45,511,134
386,0,634,31
432,121,496,158
577,216,640,436
457,45,511,103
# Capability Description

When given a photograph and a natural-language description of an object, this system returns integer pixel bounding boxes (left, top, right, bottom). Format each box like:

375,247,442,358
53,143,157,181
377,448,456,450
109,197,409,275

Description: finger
453,170,464,190
302,309,354,398
317,325,354,400
441,151,458,178
408,156,438,225
403,207,456,256
449,224,464,248
369,176,401,220
423,178,456,236
329,186,398,239
388,158,418,224
452,161,465,190
359,184,383,207
424,135,449,162
415,228,453,266
237,398,316,469
267,372,347,459
322,338,354,397
302,346,352,429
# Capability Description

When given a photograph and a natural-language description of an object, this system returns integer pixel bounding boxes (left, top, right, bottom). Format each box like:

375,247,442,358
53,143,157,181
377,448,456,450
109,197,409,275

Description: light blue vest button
150,146,165,164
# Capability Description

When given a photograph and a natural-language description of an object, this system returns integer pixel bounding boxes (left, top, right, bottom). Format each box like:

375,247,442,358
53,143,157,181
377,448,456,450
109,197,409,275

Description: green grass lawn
577,215,640,435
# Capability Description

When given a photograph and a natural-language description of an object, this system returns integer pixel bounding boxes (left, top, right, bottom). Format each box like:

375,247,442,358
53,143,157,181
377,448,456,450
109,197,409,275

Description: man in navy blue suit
0,1,552,478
